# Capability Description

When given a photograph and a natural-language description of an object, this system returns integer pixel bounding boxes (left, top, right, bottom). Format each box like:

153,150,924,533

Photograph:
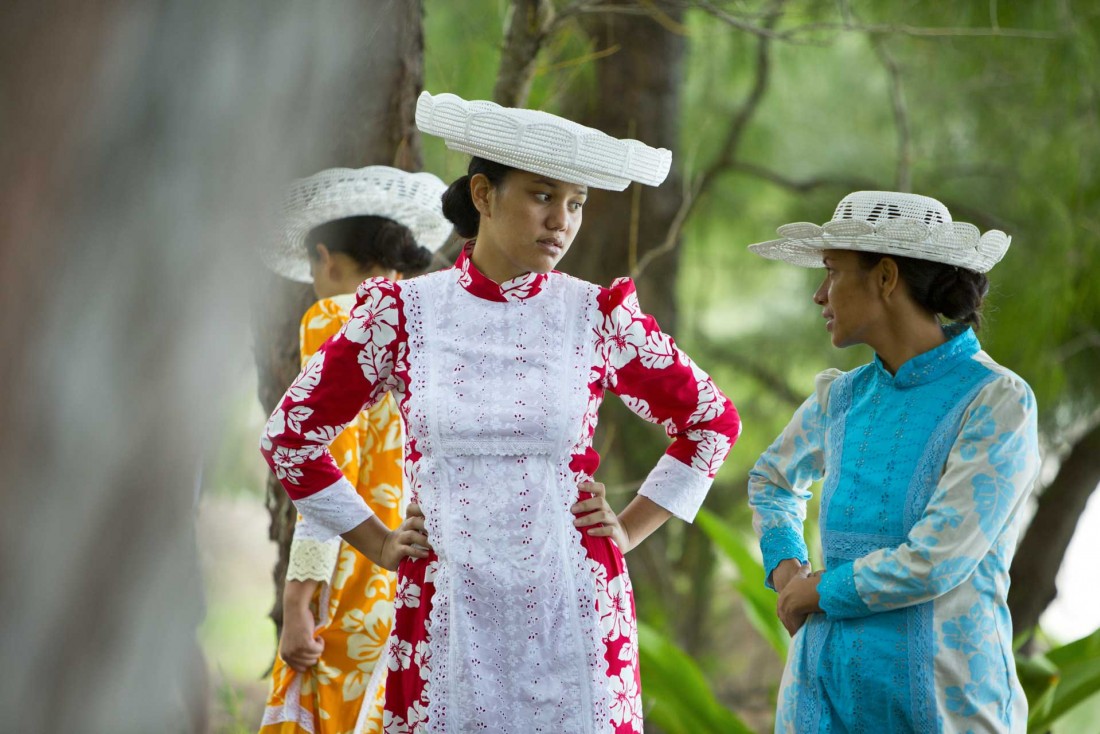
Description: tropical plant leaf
638,622,755,734
697,507,789,658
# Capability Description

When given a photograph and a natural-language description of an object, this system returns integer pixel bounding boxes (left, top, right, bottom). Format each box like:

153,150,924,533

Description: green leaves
696,507,790,659
1020,628,1100,732
637,621,755,734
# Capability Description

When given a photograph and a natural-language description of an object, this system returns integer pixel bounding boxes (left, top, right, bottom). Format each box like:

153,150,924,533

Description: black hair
440,157,517,238
305,215,432,276
856,251,990,330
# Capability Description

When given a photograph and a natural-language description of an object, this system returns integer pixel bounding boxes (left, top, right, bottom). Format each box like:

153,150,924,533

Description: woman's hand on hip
572,481,631,551
379,503,431,571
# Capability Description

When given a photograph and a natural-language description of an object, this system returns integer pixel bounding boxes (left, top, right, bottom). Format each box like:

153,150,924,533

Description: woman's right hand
771,557,811,594
378,503,432,571
280,606,324,673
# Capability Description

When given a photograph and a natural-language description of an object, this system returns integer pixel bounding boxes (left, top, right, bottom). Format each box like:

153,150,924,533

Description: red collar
454,241,548,303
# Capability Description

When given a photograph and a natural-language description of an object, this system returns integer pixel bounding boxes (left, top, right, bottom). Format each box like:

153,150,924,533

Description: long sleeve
595,278,741,522
260,278,404,540
283,296,361,581
817,372,1040,619
748,370,839,588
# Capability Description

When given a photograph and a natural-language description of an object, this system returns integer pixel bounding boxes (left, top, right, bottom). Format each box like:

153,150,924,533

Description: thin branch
778,21,1064,41
494,0,556,107
536,43,620,74
631,0,786,278
870,35,912,192
692,0,783,39
1052,328,1100,363
694,334,805,409
557,2,1063,41
695,1,784,196
727,161,1015,231
726,161,878,193
630,171,698,278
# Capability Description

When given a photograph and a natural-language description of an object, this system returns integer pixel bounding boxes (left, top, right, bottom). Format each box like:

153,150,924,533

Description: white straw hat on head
415,91,672,191
748,191,1011,273
265,166,452,283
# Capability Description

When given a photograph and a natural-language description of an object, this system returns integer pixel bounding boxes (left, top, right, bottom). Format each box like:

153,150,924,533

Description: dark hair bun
441,174,479,238
305,215,433,277
373,219,433,274
926,267,989,328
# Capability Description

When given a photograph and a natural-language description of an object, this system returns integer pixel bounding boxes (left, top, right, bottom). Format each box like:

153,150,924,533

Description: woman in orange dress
259,167,451,734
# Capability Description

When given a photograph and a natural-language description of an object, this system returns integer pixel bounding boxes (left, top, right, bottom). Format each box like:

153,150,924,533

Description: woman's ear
878,256,901,299
470,173,493,219
313,243,336,278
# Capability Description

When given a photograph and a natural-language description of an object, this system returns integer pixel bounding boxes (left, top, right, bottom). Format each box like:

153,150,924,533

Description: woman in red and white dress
260,92,741,733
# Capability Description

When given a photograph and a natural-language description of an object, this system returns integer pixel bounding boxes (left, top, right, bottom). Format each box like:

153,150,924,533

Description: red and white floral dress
261,244,741,733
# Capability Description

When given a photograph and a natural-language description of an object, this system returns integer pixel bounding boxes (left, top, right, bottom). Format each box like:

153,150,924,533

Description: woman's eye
569,201,584,211
535,192,551,202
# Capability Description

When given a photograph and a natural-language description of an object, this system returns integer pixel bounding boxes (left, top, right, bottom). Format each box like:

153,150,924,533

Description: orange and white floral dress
260,293,405,734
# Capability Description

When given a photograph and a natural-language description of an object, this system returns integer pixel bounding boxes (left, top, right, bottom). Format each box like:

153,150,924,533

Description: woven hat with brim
748,191,1011,273
264,166,452,283
415,91,671,191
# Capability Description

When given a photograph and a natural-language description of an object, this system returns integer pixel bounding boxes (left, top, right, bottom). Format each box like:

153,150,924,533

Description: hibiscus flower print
383,710,410,734
597,311,648,374
599,574,634,641
343,284,398,347
394,578,422,610
387,638,413,671
608,670,641,730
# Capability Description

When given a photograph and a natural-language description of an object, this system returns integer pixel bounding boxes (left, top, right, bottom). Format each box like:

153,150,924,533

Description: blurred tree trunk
252,0,425,640
1009,422,1100,646
562,1,719,654
568,0,684,328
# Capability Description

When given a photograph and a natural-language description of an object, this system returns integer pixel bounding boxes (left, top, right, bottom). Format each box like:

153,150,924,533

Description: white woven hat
265,166,452,283
748,191,1011,273
415,91,671,191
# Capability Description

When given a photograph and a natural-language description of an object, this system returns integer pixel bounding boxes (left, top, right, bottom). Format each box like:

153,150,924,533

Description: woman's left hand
571,481,631,551
776,571,824,636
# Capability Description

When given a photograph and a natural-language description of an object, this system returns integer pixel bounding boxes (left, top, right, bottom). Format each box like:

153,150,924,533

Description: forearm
283,578,320,616
618,495,673,553
339,515,394,566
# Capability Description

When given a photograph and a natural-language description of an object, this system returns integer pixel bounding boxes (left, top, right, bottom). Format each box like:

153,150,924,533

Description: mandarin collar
872,323,980,388
454,241,547,303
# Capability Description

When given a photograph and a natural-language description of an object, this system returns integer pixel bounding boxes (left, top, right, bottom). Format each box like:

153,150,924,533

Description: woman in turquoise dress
746,191,1040,733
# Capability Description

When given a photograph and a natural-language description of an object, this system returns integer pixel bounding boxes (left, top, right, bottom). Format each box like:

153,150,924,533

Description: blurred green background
201,2,1100,731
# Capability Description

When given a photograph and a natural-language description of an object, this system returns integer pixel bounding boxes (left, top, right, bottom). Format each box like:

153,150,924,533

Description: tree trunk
1009,421,1100,644
0,2,375,729
568,0,685,329
252,0,425,640
493,0,555,107
564,1,707,650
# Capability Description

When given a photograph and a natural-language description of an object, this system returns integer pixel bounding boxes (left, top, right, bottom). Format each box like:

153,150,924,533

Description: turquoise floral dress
749,325,1040,733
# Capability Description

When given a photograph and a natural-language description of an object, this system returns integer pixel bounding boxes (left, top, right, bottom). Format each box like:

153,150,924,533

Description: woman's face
472,170,587,280
813,249,885,348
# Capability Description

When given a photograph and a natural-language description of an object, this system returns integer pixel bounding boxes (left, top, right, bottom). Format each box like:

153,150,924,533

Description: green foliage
696,507,789,658
638,621,755,734
421,0,1100,725
1018,628,1100,732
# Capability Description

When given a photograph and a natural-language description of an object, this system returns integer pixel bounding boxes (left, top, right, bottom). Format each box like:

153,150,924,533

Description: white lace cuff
285,537,340,582
294,476,373,541
638,453,713,522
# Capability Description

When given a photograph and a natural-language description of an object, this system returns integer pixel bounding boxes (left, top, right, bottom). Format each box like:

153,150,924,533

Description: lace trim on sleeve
638,453,712,522
294,476,373,540
285,537,340,583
